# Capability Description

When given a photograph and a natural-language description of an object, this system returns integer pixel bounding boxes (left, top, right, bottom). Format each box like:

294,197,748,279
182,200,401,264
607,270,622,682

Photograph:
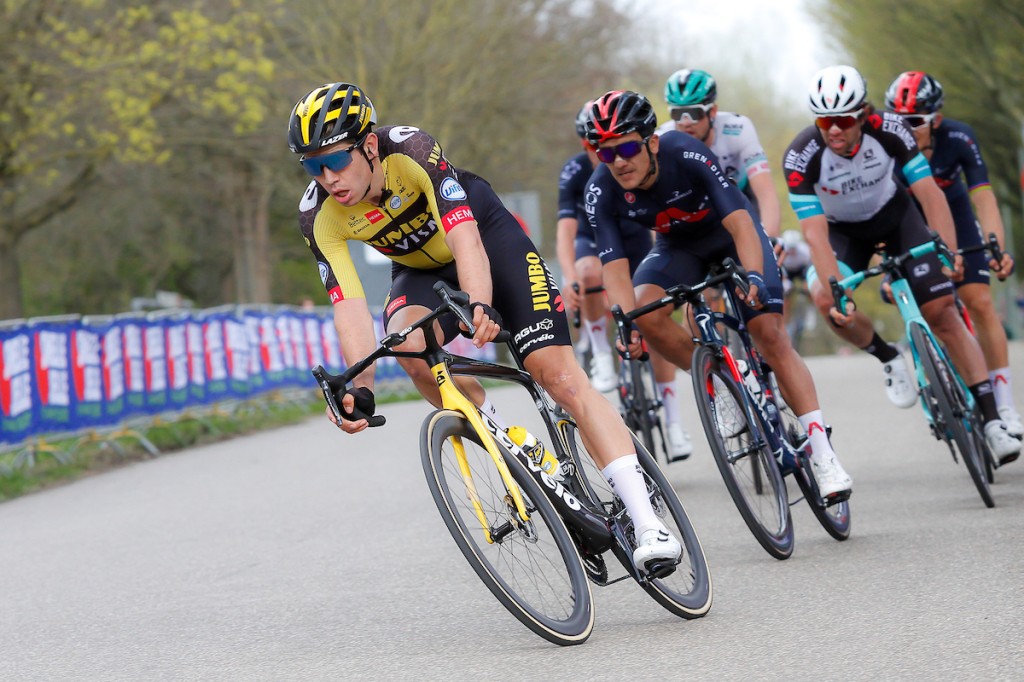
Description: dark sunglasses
814,110,864,131
901,113,936,129
668,103,712,123
595,139,646,164
299,138,365,176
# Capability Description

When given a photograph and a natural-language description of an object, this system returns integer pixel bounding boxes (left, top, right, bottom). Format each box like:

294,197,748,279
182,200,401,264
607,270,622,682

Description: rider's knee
397,355,432,384
533,360,590,407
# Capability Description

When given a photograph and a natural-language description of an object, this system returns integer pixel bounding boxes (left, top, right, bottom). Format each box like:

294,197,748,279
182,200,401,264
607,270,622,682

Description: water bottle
506,426,563,481
736,359,762,402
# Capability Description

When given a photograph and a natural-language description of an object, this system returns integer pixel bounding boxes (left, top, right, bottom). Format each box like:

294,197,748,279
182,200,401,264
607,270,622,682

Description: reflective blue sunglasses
299,139,365,176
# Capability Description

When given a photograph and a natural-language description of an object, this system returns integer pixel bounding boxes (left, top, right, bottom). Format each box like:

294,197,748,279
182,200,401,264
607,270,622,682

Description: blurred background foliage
2,0,1021,334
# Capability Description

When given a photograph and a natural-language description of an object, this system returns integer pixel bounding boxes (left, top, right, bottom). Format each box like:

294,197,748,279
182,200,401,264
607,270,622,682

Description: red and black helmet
884,71,944,115
583,90,657,146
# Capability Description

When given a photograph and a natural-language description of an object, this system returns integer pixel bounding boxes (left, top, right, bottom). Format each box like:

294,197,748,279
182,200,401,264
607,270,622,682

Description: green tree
0,0,277,318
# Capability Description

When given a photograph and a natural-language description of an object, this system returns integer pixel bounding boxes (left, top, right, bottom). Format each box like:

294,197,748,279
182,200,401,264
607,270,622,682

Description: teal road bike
829,235,995,508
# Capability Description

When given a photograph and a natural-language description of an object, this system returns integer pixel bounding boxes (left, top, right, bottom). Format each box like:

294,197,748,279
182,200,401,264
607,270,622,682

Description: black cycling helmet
287,82,377,154
583,90,657,145
884,71,944,114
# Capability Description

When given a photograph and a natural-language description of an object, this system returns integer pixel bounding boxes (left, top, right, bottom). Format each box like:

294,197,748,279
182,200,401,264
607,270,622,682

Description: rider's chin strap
701,115,714,144
638,138,658,187
357,144,376,204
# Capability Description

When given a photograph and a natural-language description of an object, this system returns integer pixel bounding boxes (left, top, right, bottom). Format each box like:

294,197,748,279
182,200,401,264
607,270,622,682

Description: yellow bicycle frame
430,359,531,542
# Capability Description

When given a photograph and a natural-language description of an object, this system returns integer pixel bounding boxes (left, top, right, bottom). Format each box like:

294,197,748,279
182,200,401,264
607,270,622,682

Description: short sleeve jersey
656,111,770,191
557,151,595,238
298,125,477,303
783,111,932,224
585,131,749,264
898,118,991,204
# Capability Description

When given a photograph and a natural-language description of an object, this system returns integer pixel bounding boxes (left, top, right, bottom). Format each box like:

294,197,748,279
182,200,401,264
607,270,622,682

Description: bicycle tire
630,358,658,460
558,420,713,619
911,323,994,508
691,345,794,559
768,372,851,541
421,410,594,645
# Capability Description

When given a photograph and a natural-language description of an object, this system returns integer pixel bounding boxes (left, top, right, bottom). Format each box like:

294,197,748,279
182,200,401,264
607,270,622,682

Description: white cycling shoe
589,351,618,393
666,422,693,461
632,525,682,572
997,406,1024,439
985,420,1021,466
810,451,853,500
883,356,918,409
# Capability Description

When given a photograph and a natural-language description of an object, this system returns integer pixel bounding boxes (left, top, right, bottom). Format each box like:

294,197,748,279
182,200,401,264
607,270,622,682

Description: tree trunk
228,163,273,303
0,231,25,320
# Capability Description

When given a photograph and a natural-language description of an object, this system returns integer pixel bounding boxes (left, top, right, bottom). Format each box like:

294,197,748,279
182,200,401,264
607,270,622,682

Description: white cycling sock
586,317,612,354
798,410,833,460
601,454,660,536
990,367,1014,410
657,381,680,426
480,397,507,431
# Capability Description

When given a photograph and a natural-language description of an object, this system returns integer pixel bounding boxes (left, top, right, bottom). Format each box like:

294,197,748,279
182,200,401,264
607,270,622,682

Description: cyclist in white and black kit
656,69,781,238
584,89,852,499
783,65,1020,463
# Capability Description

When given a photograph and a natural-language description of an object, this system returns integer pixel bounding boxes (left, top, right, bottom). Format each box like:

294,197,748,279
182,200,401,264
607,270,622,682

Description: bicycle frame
834,241,977,422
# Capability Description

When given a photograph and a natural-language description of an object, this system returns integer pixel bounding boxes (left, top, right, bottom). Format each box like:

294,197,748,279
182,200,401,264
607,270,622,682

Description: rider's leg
576,255,615,392
633,283,698,371
525,344,680,559
958,283,1021,428
921,295,988,385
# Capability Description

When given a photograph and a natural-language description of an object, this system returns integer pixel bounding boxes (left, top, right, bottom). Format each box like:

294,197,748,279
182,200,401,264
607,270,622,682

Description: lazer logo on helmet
321,133,348,147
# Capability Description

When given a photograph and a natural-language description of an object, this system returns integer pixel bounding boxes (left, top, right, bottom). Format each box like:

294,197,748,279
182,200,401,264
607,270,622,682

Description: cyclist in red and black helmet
585,89,853,500
886,71,1022,443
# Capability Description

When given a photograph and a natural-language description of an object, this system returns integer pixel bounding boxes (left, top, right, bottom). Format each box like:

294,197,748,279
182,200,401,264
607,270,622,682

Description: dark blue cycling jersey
560,150,649,245
585,130,750,263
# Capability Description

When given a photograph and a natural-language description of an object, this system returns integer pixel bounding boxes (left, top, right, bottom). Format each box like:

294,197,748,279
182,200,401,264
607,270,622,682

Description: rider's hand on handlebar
464,302,503,348
828,299,856,327
562,280,581,312
991,252,1015,280
615,327,644,359
741,271,766,310
329,386,376,434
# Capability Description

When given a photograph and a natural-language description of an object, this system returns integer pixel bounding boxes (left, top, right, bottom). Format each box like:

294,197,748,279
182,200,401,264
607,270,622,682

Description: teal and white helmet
665,69,717,107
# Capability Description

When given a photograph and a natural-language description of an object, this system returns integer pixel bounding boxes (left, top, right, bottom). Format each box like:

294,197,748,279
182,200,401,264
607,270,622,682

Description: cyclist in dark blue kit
582,89,852,500
885,71,1022,441
556,102,694,459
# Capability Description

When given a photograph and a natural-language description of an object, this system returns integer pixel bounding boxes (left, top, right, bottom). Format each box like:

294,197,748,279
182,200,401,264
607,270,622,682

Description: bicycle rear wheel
558,420,713,619
692,346,794,559
421,410,594,645
911,323,994,508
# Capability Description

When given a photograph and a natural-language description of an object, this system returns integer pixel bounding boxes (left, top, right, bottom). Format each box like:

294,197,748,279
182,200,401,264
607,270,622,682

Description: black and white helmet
807,65,867,115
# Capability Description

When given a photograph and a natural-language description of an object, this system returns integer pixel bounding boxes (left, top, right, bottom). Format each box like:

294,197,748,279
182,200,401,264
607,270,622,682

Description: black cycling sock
861,332,901,363
969,381,1000,424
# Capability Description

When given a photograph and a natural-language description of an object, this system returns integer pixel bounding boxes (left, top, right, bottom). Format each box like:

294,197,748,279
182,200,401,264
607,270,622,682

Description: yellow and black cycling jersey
298,125,478,302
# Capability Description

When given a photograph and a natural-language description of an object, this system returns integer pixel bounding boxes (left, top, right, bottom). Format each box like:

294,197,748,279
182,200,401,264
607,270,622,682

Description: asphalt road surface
2,347,1023,681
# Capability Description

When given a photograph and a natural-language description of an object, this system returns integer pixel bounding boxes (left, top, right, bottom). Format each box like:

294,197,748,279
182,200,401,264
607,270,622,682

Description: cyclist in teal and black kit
885,71,1023,442
783,65,1020,465
583,89,853,500
557,102,695,460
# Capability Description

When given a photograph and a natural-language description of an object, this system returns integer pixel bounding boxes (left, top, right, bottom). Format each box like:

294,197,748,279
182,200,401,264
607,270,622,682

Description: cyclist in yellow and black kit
289,82,684,570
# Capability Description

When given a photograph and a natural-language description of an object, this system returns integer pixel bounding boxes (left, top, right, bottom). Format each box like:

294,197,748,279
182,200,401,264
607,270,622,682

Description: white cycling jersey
656,111,770,191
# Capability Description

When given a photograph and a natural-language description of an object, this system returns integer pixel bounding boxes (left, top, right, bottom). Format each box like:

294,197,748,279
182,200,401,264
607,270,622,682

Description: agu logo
440,177,467,201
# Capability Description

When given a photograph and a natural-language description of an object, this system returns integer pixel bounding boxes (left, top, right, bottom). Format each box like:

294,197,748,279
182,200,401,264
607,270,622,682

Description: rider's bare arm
334,298,379,391
556,216,581,310
445,221,498,346
910,175,958,252
747,171,782,238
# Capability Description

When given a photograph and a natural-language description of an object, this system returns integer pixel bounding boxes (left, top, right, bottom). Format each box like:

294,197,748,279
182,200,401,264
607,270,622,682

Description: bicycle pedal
644,559,680,579
823,489,851,507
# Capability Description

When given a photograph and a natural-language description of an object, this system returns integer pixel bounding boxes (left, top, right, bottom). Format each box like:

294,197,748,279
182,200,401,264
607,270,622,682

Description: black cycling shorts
382,172,571,359
828,191,954,306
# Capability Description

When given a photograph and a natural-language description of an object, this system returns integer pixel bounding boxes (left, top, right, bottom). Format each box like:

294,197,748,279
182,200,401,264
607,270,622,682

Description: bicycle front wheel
911,324,994,508
768,372,851,541
558,420,713,619
421,410,594,645
692,346,794,559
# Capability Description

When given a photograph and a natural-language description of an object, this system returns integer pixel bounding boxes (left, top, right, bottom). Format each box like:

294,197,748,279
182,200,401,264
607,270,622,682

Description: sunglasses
669,103,713,124
814,110,865,131
595,139,646,164
900,113,936,129
299,138,365,176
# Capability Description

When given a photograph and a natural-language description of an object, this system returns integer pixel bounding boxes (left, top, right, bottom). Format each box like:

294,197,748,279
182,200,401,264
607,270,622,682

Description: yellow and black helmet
287,82,377,154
